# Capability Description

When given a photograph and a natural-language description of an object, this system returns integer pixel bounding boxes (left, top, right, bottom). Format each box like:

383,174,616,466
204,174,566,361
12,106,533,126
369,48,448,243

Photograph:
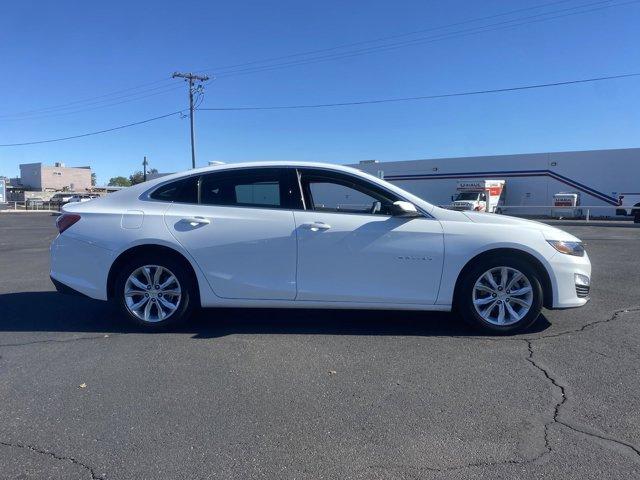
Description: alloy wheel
472,266,533,326
124,265,182,323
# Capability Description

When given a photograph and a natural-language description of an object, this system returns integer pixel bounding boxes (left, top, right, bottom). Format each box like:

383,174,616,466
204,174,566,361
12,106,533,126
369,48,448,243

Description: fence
438,204,639,221
1,201,63,212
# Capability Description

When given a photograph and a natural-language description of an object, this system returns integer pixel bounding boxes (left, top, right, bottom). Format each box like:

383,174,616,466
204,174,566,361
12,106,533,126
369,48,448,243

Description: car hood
461,211,581,242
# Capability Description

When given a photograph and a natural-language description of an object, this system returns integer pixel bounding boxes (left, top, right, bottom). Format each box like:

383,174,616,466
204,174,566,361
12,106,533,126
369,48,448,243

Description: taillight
56,213,81,234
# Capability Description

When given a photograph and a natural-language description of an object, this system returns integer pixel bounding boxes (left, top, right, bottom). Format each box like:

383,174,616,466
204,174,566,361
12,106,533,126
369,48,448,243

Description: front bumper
548,250,592,309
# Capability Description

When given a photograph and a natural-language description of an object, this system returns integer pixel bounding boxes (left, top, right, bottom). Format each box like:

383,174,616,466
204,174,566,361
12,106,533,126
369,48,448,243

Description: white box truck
551,192,582,219
450,180,506,213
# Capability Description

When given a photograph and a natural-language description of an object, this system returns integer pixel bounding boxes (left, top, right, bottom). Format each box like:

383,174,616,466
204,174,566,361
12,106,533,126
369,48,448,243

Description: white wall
353,148,640,217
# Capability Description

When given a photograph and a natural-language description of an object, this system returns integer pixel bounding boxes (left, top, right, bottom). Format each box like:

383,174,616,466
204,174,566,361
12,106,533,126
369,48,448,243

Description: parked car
50,193,76,205
50,162,591,333
67,194,99,203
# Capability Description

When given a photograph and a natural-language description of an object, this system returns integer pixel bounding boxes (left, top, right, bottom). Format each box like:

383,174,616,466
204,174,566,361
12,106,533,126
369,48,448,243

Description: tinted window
234,181,280,206
309,182,380,213
200,168,299,209
150,176,199,203
300,169,399,215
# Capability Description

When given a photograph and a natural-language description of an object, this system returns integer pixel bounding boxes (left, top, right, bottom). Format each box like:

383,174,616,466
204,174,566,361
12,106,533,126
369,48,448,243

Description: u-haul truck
551,192,582,219
450,180,506,213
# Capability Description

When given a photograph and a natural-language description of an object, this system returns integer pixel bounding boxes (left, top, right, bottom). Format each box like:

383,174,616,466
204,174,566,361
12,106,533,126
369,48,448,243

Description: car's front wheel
114,255,195,329
456,256,543,334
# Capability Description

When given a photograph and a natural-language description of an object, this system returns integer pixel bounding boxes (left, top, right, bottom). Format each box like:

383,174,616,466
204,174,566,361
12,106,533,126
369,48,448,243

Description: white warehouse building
353,147,640,218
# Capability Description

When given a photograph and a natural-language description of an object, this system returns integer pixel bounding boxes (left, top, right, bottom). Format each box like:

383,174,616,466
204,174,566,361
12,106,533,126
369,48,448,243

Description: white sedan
50,162,591,333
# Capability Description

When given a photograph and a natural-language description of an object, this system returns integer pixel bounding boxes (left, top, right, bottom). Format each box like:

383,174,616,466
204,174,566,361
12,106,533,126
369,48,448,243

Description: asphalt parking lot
1,213,639,479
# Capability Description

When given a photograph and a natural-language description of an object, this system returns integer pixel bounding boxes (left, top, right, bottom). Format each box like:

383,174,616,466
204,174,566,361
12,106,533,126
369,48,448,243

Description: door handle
302,221,331,232
182,216,210,226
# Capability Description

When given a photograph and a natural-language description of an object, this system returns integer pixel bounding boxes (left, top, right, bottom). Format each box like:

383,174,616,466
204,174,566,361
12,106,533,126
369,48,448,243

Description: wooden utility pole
143,156,148,182
172,72,210,169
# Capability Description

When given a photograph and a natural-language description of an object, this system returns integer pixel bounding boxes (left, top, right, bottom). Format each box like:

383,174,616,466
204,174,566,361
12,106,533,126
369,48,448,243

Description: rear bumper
50,234,113,301
50,276,90,298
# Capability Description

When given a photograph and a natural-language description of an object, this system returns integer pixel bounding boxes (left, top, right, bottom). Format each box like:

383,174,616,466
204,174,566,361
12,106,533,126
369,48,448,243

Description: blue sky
0,0,639,185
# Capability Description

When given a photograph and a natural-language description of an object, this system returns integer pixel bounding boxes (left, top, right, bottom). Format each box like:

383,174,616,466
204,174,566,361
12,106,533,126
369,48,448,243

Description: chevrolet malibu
50,162,591,333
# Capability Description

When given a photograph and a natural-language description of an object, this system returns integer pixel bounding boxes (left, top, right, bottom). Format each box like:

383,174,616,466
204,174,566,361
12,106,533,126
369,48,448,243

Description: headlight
547,240,585,257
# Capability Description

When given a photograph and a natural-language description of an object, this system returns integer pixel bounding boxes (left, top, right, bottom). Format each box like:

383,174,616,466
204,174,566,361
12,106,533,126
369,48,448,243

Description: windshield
455,192,480,201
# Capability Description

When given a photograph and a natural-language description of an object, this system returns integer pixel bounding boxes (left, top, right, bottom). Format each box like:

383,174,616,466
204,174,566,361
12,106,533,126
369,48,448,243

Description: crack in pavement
364,306,640,475
0,440,104,479
524,306,640,341
1,307,638,477
453,306,640,343
524,317,640,461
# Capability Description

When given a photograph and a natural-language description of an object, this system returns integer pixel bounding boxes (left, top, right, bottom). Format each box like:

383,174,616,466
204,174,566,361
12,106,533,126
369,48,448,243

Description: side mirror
391,201,421,217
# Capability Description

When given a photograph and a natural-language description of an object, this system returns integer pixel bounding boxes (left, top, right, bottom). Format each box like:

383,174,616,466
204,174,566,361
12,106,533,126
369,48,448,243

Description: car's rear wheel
634,206,640,223
114,254,195,329
456,256,543,334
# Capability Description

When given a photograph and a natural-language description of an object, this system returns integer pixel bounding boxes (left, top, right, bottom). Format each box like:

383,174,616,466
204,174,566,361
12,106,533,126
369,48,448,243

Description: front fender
436,223,557,306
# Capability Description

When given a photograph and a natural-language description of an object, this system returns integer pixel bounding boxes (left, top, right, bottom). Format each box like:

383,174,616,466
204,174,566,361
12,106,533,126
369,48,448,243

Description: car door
293,168,444,304
163,168,302,300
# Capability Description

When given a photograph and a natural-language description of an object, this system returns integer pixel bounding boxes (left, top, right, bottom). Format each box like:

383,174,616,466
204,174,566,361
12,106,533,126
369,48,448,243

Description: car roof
173,161,363,177
135,161,369,190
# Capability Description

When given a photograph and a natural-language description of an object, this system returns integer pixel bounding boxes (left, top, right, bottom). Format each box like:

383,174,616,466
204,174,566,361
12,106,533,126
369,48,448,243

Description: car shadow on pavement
0,291,551,339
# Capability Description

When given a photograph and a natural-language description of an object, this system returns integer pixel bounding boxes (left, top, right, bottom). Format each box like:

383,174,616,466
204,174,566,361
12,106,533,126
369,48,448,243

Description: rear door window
199,168,302,209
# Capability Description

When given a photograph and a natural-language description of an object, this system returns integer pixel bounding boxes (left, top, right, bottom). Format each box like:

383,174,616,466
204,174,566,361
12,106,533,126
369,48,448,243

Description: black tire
114,253,196,329
455,255,543,334
634,209,640,224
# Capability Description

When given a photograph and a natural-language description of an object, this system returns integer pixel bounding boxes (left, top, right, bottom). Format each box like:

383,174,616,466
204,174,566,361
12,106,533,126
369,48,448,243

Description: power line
0,0,617,119
0,110,185,147
197,73,640,111
0,85,185,122
214,0,636,79
0,78,176,119
194,0,577,75
2,72,637,147
216,0,619,77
